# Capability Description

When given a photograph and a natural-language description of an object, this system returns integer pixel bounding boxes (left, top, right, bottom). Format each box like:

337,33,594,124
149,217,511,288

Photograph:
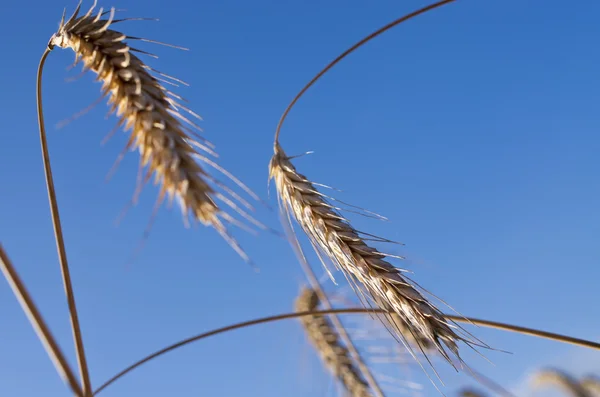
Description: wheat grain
48,1,262,260
295,287,374,397
270,142,475,369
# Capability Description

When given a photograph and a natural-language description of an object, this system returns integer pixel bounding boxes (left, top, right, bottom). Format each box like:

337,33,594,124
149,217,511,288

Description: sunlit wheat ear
48,2,264,261
270,142,481,373
295,287,374,397
532,369,592,397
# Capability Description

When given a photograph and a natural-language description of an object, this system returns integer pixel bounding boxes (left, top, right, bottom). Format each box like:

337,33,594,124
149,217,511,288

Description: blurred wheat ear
47,1,265,261
532,368,593,397
295,287,374,397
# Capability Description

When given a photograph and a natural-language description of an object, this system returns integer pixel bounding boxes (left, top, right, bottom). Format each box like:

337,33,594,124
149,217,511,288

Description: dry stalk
0,244,84,397
48,1,262,261
531,369,592,397
295,287,374,397
270,143,476,369
93,308,600,395
37,47,92,396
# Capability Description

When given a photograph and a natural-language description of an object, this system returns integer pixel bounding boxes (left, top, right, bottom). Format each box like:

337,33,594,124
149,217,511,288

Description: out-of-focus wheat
532,369,592,397
295,287,374,397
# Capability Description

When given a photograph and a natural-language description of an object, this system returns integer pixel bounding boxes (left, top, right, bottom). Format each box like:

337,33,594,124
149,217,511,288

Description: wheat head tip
48,2,265,261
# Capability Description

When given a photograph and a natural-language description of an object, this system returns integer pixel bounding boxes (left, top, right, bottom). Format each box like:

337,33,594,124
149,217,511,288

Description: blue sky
1,0,599,396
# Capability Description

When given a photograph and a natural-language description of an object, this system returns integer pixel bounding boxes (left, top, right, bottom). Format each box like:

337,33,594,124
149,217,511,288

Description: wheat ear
295,287,374,397
48,2,262,260
270,143,475,369
532,369,592,397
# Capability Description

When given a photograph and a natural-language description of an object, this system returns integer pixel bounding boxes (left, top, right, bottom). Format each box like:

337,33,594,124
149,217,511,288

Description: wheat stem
0,244,84,397
273,0,455,146
37,46,93,396
94,308,600,395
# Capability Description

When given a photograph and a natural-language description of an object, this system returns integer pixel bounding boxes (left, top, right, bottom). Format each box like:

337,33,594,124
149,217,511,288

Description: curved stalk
273,0,455,146
94,308,600,395
37,47,92,396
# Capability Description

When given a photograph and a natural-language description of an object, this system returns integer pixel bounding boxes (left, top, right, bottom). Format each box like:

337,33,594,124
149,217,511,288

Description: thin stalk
0,244,84,397
37,47,93,396
94,308,600,395
298,261,384,397
273,0,455,146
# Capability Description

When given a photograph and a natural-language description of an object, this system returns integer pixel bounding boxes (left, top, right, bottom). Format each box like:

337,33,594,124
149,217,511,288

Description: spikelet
270,142,474,368
48,2,261,260
532,369,592,397
295,287,374,397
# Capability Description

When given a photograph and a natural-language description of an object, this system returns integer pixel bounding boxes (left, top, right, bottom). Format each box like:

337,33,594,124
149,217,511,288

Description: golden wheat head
47,1,264,261
270,142,478,369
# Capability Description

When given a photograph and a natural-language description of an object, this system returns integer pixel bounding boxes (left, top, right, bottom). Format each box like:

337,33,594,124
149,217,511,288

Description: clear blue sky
1,1,599,396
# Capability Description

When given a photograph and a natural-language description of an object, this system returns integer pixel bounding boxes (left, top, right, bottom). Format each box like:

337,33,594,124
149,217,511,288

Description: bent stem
37,47,92,396
0,244,84,397
273,0,456,146
94,308,600,395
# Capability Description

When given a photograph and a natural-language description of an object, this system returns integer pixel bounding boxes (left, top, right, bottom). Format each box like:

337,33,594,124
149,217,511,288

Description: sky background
1,0,599,396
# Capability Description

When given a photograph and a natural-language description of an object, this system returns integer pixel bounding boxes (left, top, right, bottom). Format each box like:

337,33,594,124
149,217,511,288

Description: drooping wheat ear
295,287,374,397
270,143,477,369
532,369,592,397
582,376,600,396
48,2,262,260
